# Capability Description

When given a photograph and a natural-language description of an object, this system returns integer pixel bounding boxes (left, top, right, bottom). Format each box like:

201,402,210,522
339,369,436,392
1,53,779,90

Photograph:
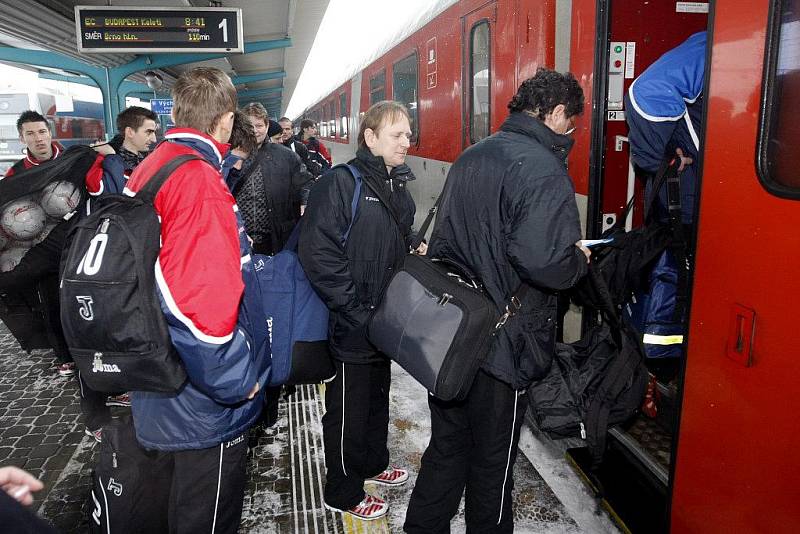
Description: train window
320,106,328,138
758,0,800,198
328,100,339,137
339,92,348,139
393,52,419,142
470,21,491,143
370,69,386,104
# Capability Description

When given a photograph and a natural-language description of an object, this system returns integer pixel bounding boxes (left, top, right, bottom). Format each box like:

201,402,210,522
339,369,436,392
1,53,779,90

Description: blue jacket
626,31,706,224
128,131,270,451
628,31,706,122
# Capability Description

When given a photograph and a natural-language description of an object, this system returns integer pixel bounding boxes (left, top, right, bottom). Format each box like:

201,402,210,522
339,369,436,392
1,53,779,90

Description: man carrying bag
298,101,419,521
404,68,591,533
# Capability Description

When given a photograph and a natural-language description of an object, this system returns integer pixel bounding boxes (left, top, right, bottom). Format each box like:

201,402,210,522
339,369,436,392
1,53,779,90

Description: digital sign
75,6,244,53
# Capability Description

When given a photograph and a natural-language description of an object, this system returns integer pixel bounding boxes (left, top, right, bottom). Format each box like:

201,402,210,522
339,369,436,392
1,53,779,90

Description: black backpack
528,267,649,468
59,155,200,393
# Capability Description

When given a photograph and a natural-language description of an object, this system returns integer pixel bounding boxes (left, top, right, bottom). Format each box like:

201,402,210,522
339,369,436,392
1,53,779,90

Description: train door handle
726,303,755,367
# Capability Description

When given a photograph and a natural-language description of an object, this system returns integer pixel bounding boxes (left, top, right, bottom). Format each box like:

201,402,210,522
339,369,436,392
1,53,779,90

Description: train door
671,0,800,531
461,2,497,148
569,0,709,532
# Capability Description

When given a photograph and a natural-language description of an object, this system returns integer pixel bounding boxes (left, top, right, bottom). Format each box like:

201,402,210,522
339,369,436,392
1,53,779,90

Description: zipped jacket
298,147,416,364
233,141,312,253
429,112,588,389
125,128,268,451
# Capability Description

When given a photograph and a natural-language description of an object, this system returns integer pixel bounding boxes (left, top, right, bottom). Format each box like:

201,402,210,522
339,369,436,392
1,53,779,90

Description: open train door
670,0,800,531
567,0,708,532
568,0,800,531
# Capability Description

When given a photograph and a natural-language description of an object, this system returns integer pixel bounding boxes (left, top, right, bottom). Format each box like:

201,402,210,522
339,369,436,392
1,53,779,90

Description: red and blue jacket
125,128,270,451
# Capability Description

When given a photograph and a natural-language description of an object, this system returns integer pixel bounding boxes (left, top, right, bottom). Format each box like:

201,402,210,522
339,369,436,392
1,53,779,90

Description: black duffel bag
368,253,527,401
528,266,649,467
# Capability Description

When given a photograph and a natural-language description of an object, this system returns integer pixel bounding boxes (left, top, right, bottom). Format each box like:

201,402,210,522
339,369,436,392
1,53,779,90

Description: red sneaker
365,465,409,486
84,427,102,443
326,494,388,521
106,393,131,407
57,362,76,376
641,374,661,418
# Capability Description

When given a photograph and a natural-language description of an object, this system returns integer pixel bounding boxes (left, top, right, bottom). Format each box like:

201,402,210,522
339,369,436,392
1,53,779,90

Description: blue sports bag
256,164,362,386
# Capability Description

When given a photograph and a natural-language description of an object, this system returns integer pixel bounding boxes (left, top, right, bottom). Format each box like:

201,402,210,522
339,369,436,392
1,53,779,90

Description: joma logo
93,363,121,373
93,354,121,373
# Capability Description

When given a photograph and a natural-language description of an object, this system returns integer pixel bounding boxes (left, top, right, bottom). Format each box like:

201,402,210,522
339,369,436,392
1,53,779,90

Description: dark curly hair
507,68,585,120
16,110,48,133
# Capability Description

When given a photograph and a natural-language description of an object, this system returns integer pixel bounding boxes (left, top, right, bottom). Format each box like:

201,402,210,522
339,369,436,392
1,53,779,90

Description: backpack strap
608,156,680,234
137,155,204,204
343,163,411,242
339,164,363,245
664,166,690,322
410,195,441,250
643,157,680,224
584,331,644,470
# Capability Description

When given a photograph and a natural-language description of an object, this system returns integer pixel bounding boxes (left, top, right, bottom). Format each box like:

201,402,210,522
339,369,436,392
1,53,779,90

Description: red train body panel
300,1,800,531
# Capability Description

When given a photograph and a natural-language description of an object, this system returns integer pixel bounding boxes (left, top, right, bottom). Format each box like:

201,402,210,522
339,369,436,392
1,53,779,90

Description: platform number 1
218,18,228,42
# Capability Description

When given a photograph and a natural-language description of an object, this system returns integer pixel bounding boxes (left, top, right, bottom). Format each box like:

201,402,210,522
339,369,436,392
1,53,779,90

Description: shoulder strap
609,156,680,233
584,335,643,470
644,156,681,224
349,164,410,239
137,154,203,204
410,196,441,250
341,164,363,245
232,147,270,197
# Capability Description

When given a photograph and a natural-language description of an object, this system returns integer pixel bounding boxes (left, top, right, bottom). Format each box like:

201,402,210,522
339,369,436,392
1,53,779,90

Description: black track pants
38,275,70,363
165,433,249,534
404,371,527,534
322,359,391,510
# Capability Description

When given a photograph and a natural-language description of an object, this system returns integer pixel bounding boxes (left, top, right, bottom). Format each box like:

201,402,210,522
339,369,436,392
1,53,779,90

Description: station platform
0,324,619,533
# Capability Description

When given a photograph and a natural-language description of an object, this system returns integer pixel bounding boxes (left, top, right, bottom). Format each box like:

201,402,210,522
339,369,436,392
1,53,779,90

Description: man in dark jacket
278,117,314,171
100,105,158,190
234,119,312,255
404,68,591,533
298,118,332,174
298,101,417,521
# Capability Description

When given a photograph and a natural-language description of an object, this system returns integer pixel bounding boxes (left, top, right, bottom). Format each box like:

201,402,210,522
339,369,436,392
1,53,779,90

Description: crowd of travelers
1,59,690,533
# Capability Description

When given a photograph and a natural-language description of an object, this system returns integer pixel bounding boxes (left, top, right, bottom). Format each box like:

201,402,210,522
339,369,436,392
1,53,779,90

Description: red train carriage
299,0,800,531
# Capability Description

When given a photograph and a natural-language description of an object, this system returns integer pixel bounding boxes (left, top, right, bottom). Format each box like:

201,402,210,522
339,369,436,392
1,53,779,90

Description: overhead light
144,71,163,91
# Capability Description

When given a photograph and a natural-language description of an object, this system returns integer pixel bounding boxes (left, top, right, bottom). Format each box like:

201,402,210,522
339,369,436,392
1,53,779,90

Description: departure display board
75,6,244,53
